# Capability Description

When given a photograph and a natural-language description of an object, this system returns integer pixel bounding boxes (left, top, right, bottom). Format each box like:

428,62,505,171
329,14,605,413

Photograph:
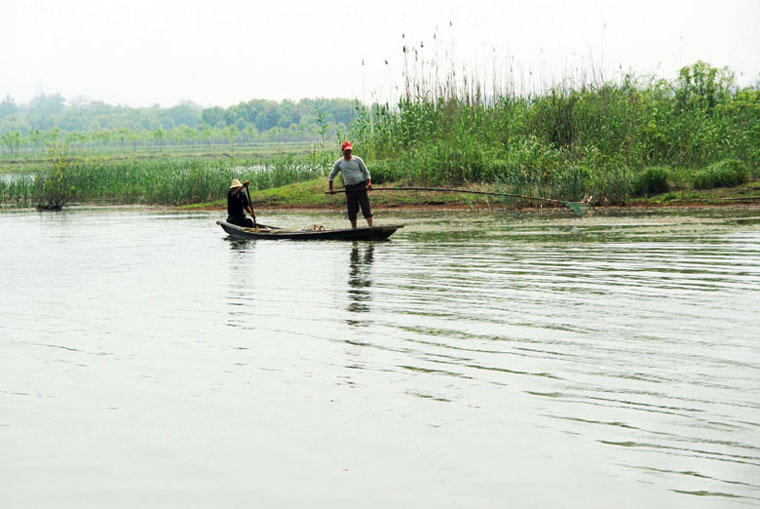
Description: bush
35,144,84,210
633,167,670,196
553,165,591,200
367,160,407,184
692,159,748,189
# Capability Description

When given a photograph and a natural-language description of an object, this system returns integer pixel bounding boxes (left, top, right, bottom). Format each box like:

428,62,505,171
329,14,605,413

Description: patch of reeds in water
0,152,331,207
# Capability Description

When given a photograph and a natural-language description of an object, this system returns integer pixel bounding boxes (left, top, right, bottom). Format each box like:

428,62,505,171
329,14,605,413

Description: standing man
226,178,256,227
328,142,373,229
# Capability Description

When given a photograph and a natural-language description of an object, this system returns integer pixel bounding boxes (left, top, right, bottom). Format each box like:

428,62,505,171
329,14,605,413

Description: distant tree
243,124,259,141
201,106,225,127
137,111,161,130
65,131,87,146
166,102,201,127
0,95,18,118
1,131,22,154
0,115,32,137
225,125,239,147
178,125,196,145
153,127,165,145
116,128,131,147
0,94,363,145
27,128,43,150
255,102,280,131
199,125,214,145
92,130,112,147
41,128,62,146
28,93,66,116
278,99,297,128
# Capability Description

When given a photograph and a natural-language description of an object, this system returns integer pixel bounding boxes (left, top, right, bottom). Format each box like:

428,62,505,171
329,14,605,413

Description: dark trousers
345,183,372,220
227,215,255,228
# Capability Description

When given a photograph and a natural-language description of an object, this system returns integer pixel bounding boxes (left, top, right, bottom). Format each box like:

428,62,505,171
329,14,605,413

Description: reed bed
349,55,759,205
0,153,330,207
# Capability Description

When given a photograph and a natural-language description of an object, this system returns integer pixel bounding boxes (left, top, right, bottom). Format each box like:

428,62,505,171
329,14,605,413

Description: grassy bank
3,150,759,212
177,177,760,214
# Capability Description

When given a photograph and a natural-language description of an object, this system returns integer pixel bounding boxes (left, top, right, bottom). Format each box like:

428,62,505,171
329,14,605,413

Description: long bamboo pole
368,186,567,204
324,186,590,215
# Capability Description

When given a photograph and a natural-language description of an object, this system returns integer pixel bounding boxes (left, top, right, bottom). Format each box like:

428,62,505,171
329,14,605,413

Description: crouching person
227,178,256,227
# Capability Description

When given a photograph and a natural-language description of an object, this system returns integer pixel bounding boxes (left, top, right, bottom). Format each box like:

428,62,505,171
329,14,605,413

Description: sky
1,0,758,108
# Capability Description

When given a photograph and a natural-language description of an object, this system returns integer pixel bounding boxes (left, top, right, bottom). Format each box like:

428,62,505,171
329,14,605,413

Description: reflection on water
347,242,374,320
225,237,255,328
1,208,760,508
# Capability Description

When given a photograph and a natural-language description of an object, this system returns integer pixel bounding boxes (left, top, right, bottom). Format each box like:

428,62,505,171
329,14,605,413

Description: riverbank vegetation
347,60,759,206
1,60,758,210
0,150,329,208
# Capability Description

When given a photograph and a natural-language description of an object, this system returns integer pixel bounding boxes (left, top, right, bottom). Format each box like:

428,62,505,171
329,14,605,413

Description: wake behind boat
216,220,403,240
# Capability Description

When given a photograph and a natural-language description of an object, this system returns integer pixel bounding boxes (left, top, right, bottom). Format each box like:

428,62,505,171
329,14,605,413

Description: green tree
35,144,83,210
1,131,22,154
27,128,43,151
199,125,214,145
166,101,202,127
243,124,259,142
28,93,66,116
201,106,225,127
225,125,239,147
153,127,165,145
676,61,734,112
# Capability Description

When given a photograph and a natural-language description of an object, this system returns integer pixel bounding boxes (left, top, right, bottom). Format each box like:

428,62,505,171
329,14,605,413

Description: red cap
341,141,353,151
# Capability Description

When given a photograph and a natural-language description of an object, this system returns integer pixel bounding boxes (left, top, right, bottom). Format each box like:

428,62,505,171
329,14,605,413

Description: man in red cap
328,141,373,228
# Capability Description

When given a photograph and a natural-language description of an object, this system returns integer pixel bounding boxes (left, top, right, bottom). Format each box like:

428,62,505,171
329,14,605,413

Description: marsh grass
0,151,331,207
350,44,760,205
0,174,36,207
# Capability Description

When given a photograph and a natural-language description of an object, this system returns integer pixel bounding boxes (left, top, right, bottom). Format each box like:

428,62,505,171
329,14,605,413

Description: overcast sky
1,0,758,108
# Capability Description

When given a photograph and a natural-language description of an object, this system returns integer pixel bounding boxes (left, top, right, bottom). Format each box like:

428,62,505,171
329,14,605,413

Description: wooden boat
216,220,403,240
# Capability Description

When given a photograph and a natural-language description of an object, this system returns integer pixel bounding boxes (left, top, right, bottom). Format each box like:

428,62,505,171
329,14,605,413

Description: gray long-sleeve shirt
328,156,370,186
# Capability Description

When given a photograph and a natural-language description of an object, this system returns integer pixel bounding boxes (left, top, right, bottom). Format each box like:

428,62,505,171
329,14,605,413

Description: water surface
1,207,759,508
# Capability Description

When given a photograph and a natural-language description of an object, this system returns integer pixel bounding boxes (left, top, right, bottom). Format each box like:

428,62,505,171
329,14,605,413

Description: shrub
692,159,748,189
633,167,670,196
35,144,84,210
366,160,407,184
587,165,635,205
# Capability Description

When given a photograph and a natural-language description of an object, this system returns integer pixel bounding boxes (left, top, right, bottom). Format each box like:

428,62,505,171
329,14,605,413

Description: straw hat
229,178,243,189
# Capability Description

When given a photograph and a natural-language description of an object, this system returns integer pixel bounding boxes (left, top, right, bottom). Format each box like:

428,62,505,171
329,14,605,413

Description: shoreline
5,199,758,215
3,178,759,214
3,197,759,215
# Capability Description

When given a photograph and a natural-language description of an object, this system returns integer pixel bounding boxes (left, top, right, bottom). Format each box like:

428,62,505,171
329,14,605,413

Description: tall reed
350,43,759,204
0,152,331,207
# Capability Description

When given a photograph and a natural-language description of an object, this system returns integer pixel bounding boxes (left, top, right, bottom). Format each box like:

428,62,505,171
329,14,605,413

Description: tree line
0,94,361,153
